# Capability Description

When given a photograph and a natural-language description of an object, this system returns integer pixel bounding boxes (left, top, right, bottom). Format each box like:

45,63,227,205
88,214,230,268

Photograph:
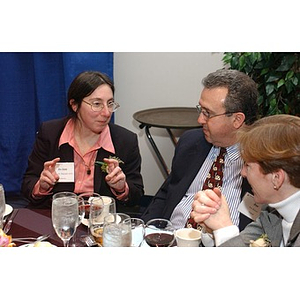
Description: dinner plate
19,242,56,247
82,214,121,227
4,204,13,217
81,218,89,227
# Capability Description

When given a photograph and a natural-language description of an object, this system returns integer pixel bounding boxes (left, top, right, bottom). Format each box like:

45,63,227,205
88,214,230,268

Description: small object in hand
95,156,124,173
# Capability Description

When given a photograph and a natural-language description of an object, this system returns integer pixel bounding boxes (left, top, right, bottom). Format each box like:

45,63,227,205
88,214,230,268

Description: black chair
120,195,153,218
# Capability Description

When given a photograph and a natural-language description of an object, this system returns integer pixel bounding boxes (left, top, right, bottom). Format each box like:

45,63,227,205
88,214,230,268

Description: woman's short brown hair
67,71,114,117
237,114,300,187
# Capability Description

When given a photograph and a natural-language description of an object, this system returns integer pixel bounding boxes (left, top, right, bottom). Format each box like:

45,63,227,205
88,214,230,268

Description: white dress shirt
170,144,244,229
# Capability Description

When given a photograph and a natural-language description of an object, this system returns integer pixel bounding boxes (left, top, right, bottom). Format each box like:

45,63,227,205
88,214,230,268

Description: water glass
52,192,78,247
102,213,132,247
130,218,145,247
101,196,116,219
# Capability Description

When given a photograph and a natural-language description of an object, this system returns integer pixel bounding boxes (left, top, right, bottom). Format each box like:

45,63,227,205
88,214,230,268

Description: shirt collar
212,143,240,162
59,119,115,154
269,190,300,223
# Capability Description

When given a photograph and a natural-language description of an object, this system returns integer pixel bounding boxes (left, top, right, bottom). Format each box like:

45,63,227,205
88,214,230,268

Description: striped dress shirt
170,144,243,229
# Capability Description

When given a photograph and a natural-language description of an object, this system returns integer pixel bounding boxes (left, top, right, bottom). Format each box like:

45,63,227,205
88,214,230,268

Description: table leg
144,126,170,177
166,128,177,146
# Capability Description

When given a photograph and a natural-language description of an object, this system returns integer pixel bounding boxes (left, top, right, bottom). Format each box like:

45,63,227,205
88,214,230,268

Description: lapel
260,209,283,247
53,143,75,193
286,209,300,247
163,136,210,218
94,148,114,193
184,136,212,185
175,138,210,195
58,143,74,162
239,179,253,230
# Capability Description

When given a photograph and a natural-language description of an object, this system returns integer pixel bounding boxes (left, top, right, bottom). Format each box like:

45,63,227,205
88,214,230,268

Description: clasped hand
190,188,233,232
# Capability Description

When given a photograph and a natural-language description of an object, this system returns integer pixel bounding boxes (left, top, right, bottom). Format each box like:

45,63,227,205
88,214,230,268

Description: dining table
5,207,89,247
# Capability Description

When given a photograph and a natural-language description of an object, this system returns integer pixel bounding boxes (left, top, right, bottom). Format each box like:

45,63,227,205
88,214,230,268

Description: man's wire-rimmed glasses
195,104,236,120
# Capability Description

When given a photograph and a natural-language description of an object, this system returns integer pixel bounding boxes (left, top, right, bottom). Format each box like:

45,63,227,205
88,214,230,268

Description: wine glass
78,192,103,225
89,197,105,246
52,192,79,247
89,196,115,246
144,219,175,247
102,213,132,247
130,218,145,247
69,192,90,247
0,184,6,229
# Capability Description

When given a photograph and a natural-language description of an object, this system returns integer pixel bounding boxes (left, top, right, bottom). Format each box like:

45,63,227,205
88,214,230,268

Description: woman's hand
103,158,126,193
39,157,60,192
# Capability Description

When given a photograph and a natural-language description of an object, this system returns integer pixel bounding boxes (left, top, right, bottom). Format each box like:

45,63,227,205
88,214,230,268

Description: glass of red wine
144,219,175,247
73,192,103,246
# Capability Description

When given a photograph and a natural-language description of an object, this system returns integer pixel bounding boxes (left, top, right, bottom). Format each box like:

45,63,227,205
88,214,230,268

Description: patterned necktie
186,147,226,229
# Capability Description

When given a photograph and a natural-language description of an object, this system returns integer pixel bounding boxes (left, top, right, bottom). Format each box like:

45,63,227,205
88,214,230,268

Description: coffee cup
175,228,201,247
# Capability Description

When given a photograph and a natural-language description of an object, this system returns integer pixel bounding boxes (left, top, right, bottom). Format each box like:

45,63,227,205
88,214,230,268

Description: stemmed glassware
89,196,105,246
52,192,79,247
102,213,132,247
89,196,115,246
69,192,89,247
0,184,6,229
130,218,145,247
144,219,175,247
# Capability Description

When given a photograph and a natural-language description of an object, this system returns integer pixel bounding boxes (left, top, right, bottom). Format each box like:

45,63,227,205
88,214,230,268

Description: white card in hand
55,162,75,182
238,192,262,221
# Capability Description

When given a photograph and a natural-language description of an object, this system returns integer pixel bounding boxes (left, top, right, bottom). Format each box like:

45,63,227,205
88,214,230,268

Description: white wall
113,52,224,195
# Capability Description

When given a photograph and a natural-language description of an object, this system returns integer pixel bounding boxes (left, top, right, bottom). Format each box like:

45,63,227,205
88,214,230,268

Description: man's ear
233,112,245,129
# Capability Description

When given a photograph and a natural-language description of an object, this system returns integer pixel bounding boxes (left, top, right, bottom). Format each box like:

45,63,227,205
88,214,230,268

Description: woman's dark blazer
21,117,144,209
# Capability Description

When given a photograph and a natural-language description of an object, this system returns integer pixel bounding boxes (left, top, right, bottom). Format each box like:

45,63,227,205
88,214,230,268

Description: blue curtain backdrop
0,52,113,205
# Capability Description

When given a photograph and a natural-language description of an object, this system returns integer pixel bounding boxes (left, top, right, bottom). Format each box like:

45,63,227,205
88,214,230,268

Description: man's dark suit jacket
21,117,144,210
142,128,252,231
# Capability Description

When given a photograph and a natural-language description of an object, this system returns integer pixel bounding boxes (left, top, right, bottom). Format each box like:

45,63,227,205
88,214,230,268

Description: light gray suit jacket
220,207,300,247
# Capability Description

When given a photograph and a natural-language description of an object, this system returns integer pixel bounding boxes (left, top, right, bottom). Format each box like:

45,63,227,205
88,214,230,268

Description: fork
12,234,50,243
3,210,18,234
80,235,99,247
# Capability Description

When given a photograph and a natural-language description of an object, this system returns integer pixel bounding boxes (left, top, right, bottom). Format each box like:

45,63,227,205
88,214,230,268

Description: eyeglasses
195,104,236,120
82,99,120,112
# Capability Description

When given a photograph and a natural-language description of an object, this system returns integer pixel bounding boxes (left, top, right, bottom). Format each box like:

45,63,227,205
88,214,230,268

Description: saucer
4,204,13,217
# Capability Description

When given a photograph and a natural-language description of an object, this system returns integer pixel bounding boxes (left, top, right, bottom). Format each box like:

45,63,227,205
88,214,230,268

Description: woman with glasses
22,71,144,210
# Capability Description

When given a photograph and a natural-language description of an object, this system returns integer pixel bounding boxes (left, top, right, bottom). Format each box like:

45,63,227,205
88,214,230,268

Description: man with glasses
22,71,144,210
142,69,258,233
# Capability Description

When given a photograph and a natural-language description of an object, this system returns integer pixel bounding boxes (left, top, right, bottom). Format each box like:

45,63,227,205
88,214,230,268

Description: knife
3,209,18,234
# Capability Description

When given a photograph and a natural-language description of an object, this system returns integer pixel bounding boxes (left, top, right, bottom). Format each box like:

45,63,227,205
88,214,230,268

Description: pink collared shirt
33,118,129,200
61,118,116,193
